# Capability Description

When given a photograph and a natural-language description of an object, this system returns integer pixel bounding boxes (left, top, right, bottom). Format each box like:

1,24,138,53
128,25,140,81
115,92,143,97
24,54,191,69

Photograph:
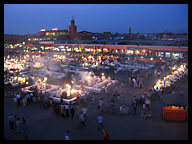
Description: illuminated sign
39,41,54,45
28,43,32,45
52,28,58,31
41,29,46,32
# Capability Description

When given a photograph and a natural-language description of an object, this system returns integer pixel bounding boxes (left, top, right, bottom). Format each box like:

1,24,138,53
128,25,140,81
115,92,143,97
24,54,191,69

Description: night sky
4,4,188,35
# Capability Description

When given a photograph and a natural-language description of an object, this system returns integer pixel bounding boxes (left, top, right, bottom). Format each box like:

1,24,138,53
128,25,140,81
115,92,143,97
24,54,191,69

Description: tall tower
69,17,77,38
129,27,132,34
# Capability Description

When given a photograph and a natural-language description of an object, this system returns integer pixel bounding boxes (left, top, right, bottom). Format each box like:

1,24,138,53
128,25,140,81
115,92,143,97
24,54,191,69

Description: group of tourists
53,101,76,119
8,114,28,139
129,74,144,89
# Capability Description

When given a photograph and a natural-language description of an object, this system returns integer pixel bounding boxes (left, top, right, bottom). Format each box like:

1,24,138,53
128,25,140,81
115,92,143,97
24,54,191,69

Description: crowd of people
8,114,28,140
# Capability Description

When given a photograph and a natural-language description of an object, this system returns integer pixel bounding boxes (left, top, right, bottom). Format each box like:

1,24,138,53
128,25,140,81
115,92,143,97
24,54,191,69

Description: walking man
65,104,70,118
82,106,88,121
16,118,22,133
133,100,137,114
79,112,86,128
64,130,70,140
99,98,104,112
70,105,75,119
157,71,161,78
16,93,21,107
97,113,104,131
133,78,137,88
22,121,28,140
103,129,110,140
8,114,14,130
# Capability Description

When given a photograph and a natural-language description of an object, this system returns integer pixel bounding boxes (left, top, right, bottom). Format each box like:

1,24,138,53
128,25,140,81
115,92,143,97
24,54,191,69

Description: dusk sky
4,4,188,35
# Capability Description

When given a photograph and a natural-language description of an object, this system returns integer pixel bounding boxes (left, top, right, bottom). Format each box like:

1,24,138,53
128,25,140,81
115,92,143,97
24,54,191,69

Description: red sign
28,43,32,45
183,54,188,58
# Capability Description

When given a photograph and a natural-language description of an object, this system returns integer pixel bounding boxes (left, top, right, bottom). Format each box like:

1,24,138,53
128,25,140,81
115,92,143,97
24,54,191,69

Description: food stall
73,72,117,94
49,83,87,104
153,64,187,94
32,62,44,69
21,77,59,93
161,94,187,121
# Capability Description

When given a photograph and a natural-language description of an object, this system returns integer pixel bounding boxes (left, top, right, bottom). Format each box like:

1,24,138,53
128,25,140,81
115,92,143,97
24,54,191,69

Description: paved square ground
4,69,188,140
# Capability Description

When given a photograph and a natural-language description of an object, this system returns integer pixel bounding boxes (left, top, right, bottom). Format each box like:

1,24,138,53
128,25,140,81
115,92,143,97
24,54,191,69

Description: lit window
135,50,140,55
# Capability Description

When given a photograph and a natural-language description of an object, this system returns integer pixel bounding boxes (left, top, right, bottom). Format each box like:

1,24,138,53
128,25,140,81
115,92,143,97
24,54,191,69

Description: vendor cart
161,94,187,121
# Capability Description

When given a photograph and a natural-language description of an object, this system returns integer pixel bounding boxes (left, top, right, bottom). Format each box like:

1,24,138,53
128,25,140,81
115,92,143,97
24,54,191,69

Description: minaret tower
69,17,77,38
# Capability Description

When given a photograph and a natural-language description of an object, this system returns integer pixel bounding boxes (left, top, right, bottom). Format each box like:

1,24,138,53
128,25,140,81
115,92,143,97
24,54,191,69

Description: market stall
161,94,187,121
49,83,87,104
162,106,187,121
21,77,59,93
73,72,117,94
153,64,188,94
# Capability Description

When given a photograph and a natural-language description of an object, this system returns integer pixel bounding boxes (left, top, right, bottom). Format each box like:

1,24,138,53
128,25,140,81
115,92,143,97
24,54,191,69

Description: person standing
13,97,17,106
133,78,137,88
103,129,110,140
157,71,161,78
133,96,137,102
133,100,137,114
60,103,64,117
82,106,88,121
99,98,104,112
154,68,157,78
30,92,33,103
64,130,70,140
22,121,28,140
13,115,17,130
110,98,115,114
145,98,151,110
65,104,70,118
142,103,146,115
16,93,21,107
70,105,75,119
26,92,30,105
97,114,104,131
73,105,77,119
16,118,22,133
55,104,60,117
129,77,132,87
23,97,27,107
136,74,140,85
22,117,26,125
8,114,14,130
139,79,143,89
79,112,86,128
